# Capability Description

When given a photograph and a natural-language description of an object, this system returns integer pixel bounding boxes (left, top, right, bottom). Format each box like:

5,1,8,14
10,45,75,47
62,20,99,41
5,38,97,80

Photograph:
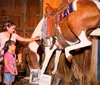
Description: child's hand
11,72,15,75
15,71,18,75
11,71,18,75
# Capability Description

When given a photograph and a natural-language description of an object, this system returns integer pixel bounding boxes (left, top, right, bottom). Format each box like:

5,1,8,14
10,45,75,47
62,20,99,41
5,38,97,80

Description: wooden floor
13,81,20,85
12,81,38,85
1,81,21,85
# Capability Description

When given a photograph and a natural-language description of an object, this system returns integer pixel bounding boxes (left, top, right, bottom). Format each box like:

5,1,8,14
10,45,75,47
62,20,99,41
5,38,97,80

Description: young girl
3,40,18,85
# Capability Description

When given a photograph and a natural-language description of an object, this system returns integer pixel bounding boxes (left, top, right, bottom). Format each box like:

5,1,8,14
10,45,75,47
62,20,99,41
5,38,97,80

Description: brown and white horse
41,0,100,74
29,0,100,76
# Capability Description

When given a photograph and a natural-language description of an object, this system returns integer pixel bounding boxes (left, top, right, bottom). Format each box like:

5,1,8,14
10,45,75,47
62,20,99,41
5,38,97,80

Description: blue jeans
3,72,15,84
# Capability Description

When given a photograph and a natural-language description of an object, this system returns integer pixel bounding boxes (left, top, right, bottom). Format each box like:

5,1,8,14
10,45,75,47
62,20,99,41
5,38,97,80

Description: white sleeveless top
0,32,18,55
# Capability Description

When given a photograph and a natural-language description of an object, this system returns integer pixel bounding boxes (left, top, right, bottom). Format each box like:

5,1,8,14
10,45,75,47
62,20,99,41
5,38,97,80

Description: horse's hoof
44,71,52,75
51,71,56,74
67,56,72,63
52,71,59,75
68,61,72,69
66,58,72,69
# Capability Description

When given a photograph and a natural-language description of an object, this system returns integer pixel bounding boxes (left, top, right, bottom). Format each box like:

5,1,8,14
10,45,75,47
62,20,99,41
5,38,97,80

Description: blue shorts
3,72,15,84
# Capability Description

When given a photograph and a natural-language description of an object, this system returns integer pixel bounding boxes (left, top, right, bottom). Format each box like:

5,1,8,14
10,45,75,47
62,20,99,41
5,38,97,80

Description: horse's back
67,0,100,36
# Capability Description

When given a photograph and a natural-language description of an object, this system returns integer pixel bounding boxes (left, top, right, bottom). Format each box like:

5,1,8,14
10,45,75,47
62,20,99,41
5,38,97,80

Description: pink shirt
0,32,18,55
4,52,16,72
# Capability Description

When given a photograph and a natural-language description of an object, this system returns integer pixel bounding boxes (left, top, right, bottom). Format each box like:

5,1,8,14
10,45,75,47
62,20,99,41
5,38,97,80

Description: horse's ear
45,3,49,13
45,3,52,13
46,3,50,6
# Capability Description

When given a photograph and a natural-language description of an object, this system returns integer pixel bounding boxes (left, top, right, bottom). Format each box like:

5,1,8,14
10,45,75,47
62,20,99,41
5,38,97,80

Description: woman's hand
30,36,40,43
35,36,40,41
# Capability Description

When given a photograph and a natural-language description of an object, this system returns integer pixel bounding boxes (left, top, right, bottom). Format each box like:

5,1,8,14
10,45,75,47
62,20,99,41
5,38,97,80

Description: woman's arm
4,58,15,75
16,34,40,42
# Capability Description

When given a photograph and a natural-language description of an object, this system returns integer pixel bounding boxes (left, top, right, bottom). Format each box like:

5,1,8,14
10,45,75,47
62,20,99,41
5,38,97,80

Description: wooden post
40,0,43,19
20,0,28,37
91,37,98,80
12,0,15,17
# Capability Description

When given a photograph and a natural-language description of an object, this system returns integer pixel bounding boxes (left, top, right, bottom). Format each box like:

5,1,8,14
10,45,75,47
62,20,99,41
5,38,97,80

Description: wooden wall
0,0,41,37
43,0,73,15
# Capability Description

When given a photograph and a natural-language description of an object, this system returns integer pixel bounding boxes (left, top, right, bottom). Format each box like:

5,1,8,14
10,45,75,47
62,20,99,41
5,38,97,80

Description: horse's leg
52,50,62,74
41,44,57,74
28,41,41,77
29,42,40,62
65,31,92,62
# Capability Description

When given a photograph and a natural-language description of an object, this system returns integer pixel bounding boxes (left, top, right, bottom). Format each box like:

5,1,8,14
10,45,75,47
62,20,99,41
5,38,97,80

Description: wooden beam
20,0,28,37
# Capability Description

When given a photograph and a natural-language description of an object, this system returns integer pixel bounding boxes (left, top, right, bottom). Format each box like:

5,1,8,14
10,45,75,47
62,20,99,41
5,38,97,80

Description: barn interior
0,0,100,85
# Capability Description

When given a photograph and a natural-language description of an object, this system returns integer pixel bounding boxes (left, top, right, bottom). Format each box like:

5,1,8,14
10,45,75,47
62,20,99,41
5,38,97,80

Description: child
3,40,18,85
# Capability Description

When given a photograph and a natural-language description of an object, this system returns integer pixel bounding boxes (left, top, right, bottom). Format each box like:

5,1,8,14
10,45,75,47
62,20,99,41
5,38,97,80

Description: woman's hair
3,40,16,53
3,21,15,31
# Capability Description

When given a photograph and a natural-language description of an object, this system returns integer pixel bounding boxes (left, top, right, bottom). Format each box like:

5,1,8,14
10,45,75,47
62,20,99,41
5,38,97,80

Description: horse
39,0,100,75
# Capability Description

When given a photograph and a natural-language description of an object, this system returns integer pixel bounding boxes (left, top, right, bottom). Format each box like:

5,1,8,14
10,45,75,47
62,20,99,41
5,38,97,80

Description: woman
0,21,40,84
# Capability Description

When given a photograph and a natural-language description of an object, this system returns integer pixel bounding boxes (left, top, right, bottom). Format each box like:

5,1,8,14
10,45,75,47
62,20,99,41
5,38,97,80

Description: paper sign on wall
29,69,40,84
